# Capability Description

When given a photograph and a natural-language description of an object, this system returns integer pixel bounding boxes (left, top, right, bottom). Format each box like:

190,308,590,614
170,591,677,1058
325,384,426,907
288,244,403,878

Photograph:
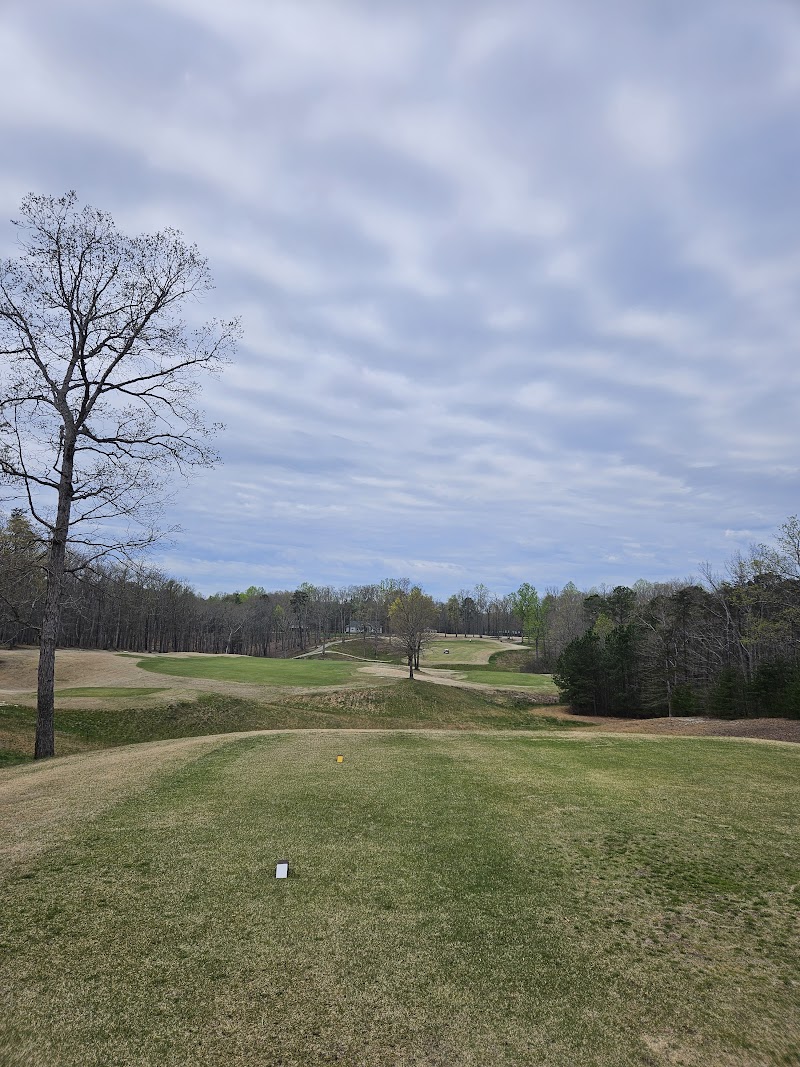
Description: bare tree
389,586,436,678
0,192,238,757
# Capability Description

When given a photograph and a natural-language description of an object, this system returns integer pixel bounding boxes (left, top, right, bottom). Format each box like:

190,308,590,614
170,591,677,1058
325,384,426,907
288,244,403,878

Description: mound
0,648,153,696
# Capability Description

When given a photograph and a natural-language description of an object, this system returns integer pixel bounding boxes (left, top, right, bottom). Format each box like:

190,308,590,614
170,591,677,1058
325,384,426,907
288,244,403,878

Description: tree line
3,508,799,717
552,519,800,719
0,518,521,656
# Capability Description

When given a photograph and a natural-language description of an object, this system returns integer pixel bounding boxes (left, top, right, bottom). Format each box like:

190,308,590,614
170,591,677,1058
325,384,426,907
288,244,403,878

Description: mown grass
453,669,557,691
0,682,584,762
423,637,512,664
133,654,368,686
1,732,798,1066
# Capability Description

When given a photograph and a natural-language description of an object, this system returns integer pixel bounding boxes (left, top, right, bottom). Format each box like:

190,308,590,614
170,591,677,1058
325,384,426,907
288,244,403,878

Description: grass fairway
2,733,798,1066
423,637,514,664
133,654,368,686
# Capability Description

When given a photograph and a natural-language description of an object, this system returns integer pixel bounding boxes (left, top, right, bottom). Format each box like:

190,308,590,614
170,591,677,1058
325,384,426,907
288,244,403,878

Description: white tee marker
275,861,289,879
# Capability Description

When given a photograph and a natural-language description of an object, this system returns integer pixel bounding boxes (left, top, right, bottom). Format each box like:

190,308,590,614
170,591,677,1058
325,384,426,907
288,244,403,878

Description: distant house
345,622,383,634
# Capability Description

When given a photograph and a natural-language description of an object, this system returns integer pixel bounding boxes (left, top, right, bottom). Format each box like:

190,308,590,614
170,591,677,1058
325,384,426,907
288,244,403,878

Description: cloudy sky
2,0,799,598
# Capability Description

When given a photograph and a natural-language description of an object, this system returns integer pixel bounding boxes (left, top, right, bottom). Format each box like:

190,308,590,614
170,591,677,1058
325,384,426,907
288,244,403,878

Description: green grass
2,733,798,1065
454,669,558,691
134,654,368,686
423,637,512,664
0,682,583,761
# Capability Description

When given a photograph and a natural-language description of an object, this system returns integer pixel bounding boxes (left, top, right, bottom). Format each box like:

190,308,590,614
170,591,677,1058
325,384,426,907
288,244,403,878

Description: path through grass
2,732,798,1066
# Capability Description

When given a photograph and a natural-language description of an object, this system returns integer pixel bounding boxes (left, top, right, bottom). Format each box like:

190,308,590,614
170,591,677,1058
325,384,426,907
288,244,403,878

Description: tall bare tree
389,585,436,678
0,192,238,757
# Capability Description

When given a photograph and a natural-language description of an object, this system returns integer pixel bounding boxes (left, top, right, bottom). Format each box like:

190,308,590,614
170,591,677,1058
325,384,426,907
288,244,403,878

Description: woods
2,506,799,718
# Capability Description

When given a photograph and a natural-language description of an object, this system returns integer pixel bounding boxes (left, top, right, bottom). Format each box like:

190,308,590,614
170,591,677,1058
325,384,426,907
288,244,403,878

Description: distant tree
554,620,643,716
757,515,800,579
272,603,287,654
0,192,238,757
472,583,490,635
460,594,476,635
290,585,311,650
0,509,44,646
553,630,603,713
388,586,436,678
546,584,588,657
509,582,547,653
445,594,460,636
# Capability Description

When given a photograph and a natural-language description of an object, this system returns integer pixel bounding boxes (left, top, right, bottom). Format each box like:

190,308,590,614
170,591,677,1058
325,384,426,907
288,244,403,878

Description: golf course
1,646,799,1066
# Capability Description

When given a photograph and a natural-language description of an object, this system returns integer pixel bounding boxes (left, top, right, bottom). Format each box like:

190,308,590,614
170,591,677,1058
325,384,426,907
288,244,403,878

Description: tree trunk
35,444,74,759
408,655,414,679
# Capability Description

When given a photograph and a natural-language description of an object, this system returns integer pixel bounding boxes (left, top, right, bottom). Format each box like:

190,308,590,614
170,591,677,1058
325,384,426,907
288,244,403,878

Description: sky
1,0,799,599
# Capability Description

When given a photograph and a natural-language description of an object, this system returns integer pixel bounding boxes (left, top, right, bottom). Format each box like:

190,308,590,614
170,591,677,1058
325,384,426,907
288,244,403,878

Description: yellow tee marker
336,755,344,763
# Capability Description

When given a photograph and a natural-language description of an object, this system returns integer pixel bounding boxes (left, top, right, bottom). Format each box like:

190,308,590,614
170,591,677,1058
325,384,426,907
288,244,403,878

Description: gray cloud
2,0,799,597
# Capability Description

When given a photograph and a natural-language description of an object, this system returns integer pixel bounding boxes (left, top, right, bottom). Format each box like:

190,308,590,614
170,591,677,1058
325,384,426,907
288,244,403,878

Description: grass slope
0,682,582,762
332,638,403,663
488,648,538,671
2,732,798,1066
55,686,168,698
427,666,557,691
457,669,556,689
133,654,367,686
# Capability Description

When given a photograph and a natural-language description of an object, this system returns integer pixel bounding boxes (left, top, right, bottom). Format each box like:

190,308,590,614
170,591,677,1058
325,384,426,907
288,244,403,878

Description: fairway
423,637,516,664
2,732,798,1066
453,669,557,691
134,654,370,686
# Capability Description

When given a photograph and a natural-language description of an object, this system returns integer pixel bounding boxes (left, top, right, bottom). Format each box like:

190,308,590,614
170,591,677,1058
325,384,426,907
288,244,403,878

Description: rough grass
133,654,368,686
55,686,168,698
0,682,584,762
1,732,798,1066
332,637,404,663
487,648,538,671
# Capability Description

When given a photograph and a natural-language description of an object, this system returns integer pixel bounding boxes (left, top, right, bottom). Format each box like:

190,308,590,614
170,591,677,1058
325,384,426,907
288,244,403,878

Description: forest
1,508,798,719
